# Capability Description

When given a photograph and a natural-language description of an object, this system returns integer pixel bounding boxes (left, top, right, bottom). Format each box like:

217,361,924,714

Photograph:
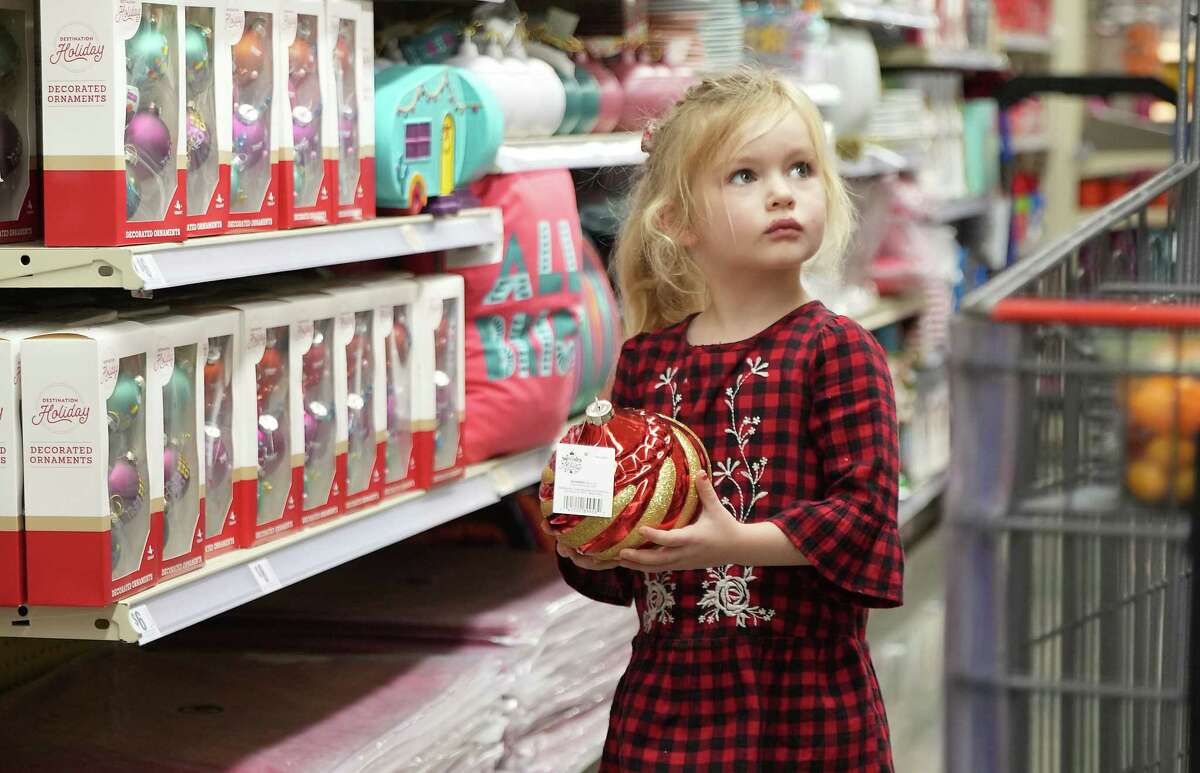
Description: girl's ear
657,204,697,249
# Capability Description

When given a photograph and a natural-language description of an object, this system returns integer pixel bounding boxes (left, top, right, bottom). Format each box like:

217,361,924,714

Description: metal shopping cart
944,3,1200,771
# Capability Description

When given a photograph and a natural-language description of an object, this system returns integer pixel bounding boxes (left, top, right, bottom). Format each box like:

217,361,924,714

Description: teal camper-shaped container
375,65,504,215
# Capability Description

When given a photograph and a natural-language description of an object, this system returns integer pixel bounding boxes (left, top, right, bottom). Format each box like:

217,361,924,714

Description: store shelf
824,1,939,30
927,194,992,223
840,149,911,179
879,46,1009,72
856,294,926,330
1009,133,1051,154
491,133,647,173
1078,148,1174,178
0,208,504,292
4,443,555,645
899,470,947,530
999,31,1054,55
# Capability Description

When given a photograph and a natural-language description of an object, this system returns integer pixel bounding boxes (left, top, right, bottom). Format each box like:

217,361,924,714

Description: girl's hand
617,472,745,572
541,518,621,571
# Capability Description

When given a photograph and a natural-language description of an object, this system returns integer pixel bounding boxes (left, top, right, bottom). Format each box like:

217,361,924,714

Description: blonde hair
614,67,855,335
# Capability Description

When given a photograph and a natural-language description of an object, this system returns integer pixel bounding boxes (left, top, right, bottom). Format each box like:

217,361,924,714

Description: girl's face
685,109,828,278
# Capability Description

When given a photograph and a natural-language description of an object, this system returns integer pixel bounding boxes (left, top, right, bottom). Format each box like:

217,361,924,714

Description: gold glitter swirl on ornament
669,426,704,529
592,457,677,561
559,483,639,551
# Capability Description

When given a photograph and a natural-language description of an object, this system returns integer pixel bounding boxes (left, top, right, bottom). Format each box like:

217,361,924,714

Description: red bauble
257,346,285,391
302,340,328,388
540,400,710,560
233,19,268,86
390,320,410,363
288,36,316,82
204,358,225,403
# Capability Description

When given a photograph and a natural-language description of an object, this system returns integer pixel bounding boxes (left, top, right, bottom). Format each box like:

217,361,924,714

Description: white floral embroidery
700,356,777,628
642,366,685,630
654,366,683,419
642,572,677,632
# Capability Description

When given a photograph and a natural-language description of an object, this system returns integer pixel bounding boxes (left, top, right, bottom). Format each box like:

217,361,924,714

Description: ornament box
326,0,373,222
0,1,38,244
138,313,207,581
416,274,465,488
324,282,388,513
21,321,167,606
40,0,188,247
0,308,117,607
179,306,242,558
226,0,280,234
182,1,233,236
278,0,334,227
229,297,303,547
371,275,423,497
281,291,344,527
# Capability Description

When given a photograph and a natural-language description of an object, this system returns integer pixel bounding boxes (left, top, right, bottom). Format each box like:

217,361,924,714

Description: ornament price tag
248,558,282,594
131,254,166,289
552,443,616,518
127,604,161,641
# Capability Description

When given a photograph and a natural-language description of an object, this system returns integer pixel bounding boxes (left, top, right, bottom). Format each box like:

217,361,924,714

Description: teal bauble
164,364,193,413
184,24,211,90
125,170,141,218
107,372,143,431
0,26,20,85
127,16,170,86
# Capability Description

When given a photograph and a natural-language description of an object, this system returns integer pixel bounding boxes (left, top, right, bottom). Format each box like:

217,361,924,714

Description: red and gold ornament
540,400,710,560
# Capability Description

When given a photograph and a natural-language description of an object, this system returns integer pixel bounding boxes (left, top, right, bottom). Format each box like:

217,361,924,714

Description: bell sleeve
555,337,643,607
767,316,904,608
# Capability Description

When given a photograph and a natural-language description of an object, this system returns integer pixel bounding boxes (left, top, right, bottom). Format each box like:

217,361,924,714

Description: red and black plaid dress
559,299,904,771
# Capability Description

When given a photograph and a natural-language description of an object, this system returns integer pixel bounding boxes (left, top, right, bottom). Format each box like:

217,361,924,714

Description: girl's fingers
694,472,723,510
619,546,685,569
639,525,691,547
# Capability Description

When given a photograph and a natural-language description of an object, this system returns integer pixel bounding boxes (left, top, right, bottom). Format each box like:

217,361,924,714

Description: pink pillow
456,169,585,463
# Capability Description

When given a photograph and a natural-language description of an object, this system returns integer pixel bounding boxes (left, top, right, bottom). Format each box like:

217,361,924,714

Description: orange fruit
1177,469,1195,503
1127,376,1180,435
1127,460,1169,503
1143,435,1197,470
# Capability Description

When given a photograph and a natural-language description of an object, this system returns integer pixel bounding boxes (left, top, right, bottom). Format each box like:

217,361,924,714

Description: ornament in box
374,64,502,216
540,400,711,561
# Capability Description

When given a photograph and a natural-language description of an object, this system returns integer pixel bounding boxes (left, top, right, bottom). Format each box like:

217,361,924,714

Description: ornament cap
585,399,613,425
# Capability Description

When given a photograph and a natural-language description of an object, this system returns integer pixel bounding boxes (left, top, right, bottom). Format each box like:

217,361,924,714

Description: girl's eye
790,162,812,178
729,169,755,185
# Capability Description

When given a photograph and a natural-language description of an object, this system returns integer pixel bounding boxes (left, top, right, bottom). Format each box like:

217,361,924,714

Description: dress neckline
679,299,825,351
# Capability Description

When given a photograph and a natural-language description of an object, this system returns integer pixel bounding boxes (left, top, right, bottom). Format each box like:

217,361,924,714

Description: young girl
555,68,904,771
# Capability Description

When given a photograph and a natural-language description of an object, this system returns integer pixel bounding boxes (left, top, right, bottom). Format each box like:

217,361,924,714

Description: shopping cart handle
992,298,1200,327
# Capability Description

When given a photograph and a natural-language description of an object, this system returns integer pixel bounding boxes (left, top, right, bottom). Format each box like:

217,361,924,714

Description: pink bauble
205,428,230,487
233,103,269,170
109,458,141,500
125,106,173,177
164,446,191,500
292,105,320,156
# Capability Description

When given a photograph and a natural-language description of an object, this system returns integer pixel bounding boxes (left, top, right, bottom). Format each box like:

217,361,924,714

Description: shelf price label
127,604,162,641
130,253,166,289
248,558,283,594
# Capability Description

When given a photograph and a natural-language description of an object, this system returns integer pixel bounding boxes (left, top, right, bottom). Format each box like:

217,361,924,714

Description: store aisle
868,523,947,773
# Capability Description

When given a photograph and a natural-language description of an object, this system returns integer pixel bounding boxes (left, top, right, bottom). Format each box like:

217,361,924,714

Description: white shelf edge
5,442,555,644
880,46,1009,71
899,470,947,528
840,151,911,179
491,133,647,173
0,208,505,292
927,194,993,223
826,1,939,29
1010,134,1051,155
855,295,926,330
1078,148,1174,178
999,31,1053,54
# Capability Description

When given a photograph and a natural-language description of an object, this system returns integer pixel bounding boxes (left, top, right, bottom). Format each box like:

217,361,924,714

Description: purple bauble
303,409,319,449
186,105,212,171
292,105,319,156
257,413,286,471
205,426,230,487
233,103,269,170
109,458,141,501
164,446,191,500
0,112,22,184
338,105,357,149
125,105,173,177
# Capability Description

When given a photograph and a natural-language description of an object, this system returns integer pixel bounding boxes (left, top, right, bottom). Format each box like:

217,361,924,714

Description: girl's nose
768,182,795,210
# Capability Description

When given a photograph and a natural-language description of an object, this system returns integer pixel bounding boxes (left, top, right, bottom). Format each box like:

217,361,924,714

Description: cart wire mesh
945,0,1200,770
